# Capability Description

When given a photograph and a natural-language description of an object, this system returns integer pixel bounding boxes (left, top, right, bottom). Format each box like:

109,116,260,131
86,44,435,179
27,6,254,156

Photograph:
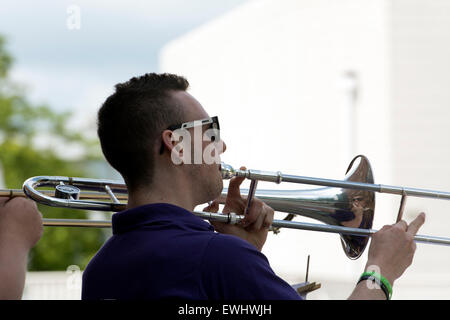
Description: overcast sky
0,0,247,113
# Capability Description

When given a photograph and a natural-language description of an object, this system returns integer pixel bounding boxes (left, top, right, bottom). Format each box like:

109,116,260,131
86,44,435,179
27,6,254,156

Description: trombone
1,155,450,259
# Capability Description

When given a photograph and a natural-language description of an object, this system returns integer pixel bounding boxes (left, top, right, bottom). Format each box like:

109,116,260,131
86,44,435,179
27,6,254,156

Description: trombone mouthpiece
221,162,236,180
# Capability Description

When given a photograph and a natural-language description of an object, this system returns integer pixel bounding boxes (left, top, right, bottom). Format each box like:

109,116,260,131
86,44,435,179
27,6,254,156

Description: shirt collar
112,203,215,235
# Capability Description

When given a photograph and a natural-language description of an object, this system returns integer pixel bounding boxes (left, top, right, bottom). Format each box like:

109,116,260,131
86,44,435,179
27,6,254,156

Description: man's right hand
365,212,426,285
0,197,43,250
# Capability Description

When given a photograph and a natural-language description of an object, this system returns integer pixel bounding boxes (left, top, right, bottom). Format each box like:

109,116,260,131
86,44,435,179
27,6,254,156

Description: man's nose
221,139,227,153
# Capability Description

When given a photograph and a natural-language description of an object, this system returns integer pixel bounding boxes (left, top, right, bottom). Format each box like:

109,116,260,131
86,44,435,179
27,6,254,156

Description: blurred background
0,0,449,299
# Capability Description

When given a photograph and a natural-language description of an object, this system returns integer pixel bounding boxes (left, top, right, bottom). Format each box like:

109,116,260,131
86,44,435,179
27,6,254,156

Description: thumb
226,166,246,200
223,166,247,213
203,200,220,213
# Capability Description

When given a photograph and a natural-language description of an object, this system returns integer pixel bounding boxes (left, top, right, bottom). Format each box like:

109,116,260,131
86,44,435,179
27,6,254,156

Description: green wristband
358,271,393,300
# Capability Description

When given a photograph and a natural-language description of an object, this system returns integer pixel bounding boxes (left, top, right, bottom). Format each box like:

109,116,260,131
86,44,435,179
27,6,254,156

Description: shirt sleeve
199,233,302,300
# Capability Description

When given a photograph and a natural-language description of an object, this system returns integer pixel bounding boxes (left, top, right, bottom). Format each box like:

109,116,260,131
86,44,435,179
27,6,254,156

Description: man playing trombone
82,73,425,300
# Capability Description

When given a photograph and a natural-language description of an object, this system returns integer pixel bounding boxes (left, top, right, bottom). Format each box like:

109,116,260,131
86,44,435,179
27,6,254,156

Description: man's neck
126,183,196,212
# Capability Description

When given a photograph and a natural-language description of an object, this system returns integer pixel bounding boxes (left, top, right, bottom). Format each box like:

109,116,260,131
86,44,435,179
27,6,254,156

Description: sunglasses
159,116,220,154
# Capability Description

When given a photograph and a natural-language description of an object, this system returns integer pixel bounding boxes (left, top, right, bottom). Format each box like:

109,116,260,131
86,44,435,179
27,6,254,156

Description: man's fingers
7,197,38,210
203,200,219,213
394,219,408,231
242,200,263,229
239,199,258,227
407,212,426,236
223,166,247,213
262,205,274,228
242,202,274,232
250,204,274,231
227,166,246,199
0,197,10,207
227,176,245,199
249,210,266,231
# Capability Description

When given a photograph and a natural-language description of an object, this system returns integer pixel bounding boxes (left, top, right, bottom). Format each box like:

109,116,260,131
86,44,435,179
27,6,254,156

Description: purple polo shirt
82,203,301,300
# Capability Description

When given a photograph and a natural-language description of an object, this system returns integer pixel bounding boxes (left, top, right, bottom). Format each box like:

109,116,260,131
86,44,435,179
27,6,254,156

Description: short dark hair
97,73,189,190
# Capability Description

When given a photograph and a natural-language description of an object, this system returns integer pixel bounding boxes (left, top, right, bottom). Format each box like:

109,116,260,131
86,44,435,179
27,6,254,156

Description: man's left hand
203,166,274,251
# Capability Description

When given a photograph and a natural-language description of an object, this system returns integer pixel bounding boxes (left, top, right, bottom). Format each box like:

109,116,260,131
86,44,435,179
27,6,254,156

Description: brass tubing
0,189,128,201
40,212,450,246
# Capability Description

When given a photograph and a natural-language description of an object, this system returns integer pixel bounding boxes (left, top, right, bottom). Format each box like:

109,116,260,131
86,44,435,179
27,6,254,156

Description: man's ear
162,129,187,165
161,130,177,153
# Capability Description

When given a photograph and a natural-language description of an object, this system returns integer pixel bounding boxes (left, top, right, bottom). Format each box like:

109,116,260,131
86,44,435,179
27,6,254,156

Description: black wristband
357,275,390,300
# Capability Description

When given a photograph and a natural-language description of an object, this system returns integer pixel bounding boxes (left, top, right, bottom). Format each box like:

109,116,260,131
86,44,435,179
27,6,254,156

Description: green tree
0,35,109,270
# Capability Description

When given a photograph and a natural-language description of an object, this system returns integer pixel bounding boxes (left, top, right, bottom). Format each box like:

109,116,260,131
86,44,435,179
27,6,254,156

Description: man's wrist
364,261,395,287
349,278,387,300
358,272,392,300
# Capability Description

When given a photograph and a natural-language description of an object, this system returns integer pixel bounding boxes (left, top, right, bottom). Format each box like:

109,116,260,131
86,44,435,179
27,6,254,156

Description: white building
160,0,450,299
